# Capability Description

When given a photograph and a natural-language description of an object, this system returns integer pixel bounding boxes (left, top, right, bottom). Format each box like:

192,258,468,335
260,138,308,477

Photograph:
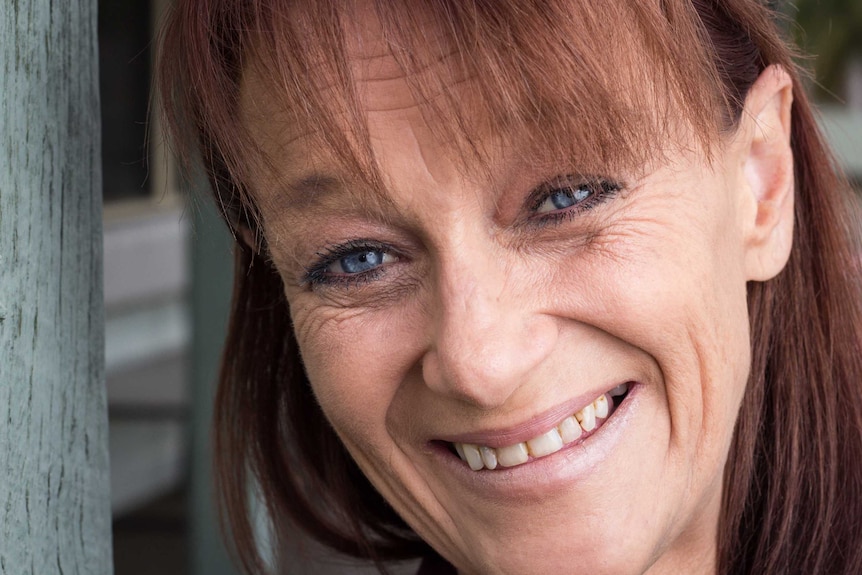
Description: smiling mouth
451,383,631,471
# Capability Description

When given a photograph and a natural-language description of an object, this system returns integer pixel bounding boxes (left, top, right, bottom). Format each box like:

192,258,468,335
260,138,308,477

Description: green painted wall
190,190,239,575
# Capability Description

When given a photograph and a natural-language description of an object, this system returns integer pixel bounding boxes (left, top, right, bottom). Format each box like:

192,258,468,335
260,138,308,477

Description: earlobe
741,65,795,282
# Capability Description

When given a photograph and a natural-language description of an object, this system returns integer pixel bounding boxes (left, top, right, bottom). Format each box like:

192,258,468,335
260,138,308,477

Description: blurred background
101,1,862,574
101,0,233,573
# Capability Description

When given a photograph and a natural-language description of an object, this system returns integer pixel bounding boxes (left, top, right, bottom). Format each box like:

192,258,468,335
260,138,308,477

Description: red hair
158,1,862,573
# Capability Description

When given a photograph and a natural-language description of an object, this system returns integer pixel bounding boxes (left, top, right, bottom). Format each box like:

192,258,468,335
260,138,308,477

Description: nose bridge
422,235,556,408
440,244,505,355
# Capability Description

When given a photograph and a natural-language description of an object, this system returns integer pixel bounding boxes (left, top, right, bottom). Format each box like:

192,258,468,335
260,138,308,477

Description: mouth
449,383,631,471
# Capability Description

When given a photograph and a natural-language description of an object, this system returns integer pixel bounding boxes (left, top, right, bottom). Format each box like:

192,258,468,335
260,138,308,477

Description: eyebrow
286,172,344,207
263,170,396,222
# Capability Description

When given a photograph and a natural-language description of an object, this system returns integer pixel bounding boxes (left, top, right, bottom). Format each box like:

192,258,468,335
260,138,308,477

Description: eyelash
303,239,394,288
303,176,622,288
527,177,621,227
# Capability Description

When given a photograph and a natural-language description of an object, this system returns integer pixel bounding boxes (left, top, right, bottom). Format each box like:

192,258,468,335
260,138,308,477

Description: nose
421,244,558,409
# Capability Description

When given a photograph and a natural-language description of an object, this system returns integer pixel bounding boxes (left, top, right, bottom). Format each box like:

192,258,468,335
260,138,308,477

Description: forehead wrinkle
359,74,479,116
348,40,477,119
241,47,473,156
239,7,492,193
351,43,467,83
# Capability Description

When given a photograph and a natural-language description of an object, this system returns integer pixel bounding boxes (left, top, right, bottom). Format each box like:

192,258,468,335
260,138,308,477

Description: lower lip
429,384,642,503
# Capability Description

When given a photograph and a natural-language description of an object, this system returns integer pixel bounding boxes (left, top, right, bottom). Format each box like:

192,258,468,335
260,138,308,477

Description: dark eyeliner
528,177,622,226
302,239,393,288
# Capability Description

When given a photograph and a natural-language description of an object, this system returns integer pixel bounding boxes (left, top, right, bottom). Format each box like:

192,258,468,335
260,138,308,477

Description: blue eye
304,240,398,287
328,249,392,274
532,178,620,219
536,186,592,212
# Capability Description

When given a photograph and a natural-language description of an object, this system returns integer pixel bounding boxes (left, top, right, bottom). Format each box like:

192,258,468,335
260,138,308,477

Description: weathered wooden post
0,1,112,573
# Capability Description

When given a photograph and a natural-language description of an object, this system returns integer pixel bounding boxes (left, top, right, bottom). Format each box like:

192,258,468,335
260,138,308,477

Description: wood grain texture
0,0,111,573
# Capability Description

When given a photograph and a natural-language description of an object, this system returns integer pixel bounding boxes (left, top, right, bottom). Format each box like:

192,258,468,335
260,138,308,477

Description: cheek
552,191,752,444
289,298,421,446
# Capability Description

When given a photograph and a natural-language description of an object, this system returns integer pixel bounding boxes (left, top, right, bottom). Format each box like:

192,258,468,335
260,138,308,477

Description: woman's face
242,19,793,575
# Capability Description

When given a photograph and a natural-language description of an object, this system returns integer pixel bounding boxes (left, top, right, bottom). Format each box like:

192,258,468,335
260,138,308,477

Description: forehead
240,2,488,159
237,0,718,207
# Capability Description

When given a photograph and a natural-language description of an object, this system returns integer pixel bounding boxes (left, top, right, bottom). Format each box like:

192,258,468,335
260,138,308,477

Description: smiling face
239,6,794,574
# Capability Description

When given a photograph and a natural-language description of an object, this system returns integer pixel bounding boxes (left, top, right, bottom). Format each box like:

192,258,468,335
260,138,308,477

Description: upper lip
434,382,630,448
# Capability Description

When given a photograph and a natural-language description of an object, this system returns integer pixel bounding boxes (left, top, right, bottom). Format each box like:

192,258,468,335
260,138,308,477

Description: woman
159,1,862,573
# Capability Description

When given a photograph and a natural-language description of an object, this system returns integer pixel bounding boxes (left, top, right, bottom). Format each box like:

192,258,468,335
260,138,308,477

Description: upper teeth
453,385,627,471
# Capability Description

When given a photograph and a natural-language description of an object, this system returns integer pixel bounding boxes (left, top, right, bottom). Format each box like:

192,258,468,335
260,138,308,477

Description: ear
739,65,795,281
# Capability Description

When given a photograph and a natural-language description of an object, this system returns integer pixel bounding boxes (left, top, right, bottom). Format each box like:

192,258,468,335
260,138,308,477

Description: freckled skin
242,15,795,574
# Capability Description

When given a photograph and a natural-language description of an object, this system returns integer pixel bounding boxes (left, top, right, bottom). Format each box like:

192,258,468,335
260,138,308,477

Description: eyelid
526,175,622,224
302,238,397,288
